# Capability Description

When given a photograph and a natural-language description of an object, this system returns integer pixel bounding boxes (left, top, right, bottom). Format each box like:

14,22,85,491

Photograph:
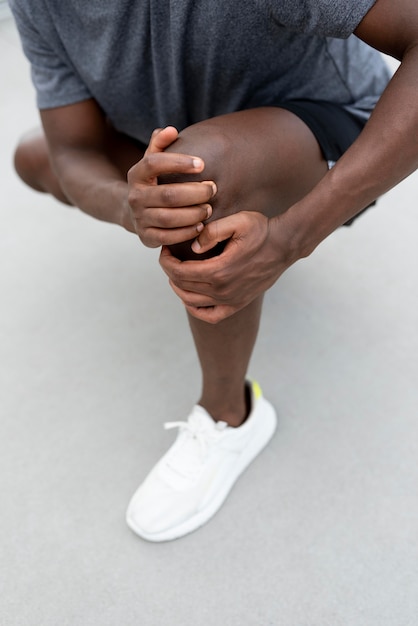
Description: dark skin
14,0,418,423
156,0,418,324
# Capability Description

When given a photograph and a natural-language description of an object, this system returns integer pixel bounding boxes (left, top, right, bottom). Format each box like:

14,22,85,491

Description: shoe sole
126,397,277,542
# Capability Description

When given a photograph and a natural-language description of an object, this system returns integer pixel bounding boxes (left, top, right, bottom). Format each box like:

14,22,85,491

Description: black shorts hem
277,99,376,226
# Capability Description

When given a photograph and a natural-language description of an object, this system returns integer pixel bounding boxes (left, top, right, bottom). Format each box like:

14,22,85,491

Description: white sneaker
126,381,277,542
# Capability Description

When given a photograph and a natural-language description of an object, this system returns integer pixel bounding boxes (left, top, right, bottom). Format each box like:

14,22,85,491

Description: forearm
52,148,131,229
282,44,418,259
39,100,138,230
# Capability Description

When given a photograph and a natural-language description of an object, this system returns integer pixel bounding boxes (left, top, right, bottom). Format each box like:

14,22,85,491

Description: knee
13,129,47,190
13,128,72,204
163,120,232,192
163,121,235,261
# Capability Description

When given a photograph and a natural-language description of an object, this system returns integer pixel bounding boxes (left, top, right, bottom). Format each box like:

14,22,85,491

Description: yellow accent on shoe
251,380,262,400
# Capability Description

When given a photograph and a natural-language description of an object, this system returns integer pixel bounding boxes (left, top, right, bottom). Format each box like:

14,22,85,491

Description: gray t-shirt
10,0,390,145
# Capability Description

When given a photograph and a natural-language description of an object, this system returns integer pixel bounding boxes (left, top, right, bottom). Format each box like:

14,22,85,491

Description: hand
126,126,217,246
159,210,297,323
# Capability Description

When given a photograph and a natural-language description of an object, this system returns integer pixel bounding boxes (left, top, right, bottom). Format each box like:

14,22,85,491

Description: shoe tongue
191,405,228,430
191,405,216,426
162,406,228,485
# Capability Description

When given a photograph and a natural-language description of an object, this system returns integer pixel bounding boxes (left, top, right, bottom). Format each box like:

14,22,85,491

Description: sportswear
9,0,390,144
126,381,277,541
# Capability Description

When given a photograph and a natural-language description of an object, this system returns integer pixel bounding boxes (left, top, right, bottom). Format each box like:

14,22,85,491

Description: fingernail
206,205,212,219
192,239,201,252
201,181,217,197
192,158,203,169
196,222,204,233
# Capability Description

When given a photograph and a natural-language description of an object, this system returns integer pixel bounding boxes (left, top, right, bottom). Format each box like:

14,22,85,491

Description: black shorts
278,99,375,225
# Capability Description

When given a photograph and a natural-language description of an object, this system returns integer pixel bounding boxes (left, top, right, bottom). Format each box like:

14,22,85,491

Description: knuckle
142,153,153,169
138,228,158,248
141,153,159,174
136,230,147,244
127,160,142,182
127,187,143,210
169,265,181,283
172,155,188,169
213,274,232,300
172,267,183,283
158,231,170,246
212,271,226,289
153,207,168,227
160,186,176,205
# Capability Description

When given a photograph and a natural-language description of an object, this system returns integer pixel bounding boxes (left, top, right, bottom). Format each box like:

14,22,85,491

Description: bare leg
188,296,264,427
14,128,73,204
15,110,328,428
13,125,144,204
165,108,329,425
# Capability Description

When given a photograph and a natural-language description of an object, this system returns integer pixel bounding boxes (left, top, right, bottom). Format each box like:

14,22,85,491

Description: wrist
57,163,135,230
113,181,135,231
271,186,344,262
269,210,312,267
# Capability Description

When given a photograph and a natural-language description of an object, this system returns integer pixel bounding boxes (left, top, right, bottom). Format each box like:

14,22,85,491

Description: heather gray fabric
9,0,390,144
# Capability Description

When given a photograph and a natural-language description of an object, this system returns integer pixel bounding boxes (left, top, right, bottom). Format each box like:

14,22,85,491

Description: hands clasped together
127,126,296,324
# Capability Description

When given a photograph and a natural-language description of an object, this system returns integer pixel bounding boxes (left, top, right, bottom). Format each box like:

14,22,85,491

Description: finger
137,181,216,208
168,277,212,294
130,152,206,183
140,204,212,229
185,304,237,324
159,245,201,279
159,244,180,269
146,126,179,154
159,245,224,282
139,223,207,248
168,280,217,307
191,214,240,254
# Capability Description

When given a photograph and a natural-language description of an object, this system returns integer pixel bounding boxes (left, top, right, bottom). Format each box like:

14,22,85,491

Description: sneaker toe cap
126,477,198,538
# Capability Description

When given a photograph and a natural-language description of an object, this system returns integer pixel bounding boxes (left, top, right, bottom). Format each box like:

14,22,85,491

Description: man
9,0,418,542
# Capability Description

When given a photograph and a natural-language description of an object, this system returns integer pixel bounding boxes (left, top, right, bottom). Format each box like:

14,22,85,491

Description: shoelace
163,414,228,479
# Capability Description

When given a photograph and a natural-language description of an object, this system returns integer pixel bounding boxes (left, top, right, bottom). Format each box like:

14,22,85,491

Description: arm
41,102,215,239
40,99,134,229
161,0,418,323
280,0,418,257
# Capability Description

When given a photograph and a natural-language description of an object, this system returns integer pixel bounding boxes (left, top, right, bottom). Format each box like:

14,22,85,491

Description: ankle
204,406,246,427
199,384,251,428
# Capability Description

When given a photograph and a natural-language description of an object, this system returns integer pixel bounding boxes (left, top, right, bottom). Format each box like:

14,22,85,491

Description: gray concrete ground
1,14,417,626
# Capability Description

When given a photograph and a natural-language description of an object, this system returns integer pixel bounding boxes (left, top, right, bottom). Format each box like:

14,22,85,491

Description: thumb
191,215,239,254
146,126,179,154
